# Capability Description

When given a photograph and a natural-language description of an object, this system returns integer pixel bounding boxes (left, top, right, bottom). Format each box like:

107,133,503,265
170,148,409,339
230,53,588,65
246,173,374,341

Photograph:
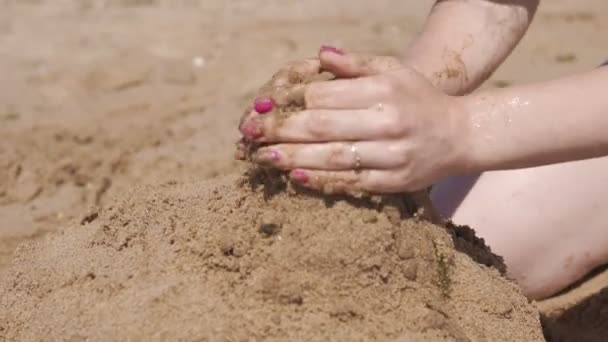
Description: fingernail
254,97,274,114
256,149,281,164
242,124,262,139
320,45,345,55
290,169,309,184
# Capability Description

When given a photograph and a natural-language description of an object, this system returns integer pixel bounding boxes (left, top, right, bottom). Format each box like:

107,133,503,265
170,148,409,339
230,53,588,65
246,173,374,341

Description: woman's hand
236,47,403,159
239,48,473,196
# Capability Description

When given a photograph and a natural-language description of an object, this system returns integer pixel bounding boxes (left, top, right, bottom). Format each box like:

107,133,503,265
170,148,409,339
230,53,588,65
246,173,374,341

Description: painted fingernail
254,97,274,114
320,45,345,55
290,169,309,184
242,124,262,139
256,149,281,164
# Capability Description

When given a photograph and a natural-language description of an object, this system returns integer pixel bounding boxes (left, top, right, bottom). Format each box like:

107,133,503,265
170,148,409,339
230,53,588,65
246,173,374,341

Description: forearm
461,66,608,172
402,0,539,95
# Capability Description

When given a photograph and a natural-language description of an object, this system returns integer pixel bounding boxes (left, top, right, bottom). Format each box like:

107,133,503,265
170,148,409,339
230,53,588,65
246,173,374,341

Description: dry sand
0,174,545,340
0,0,607,341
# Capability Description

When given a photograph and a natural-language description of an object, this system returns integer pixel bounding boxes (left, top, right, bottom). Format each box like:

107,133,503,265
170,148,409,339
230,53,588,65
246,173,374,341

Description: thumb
318,46,402,78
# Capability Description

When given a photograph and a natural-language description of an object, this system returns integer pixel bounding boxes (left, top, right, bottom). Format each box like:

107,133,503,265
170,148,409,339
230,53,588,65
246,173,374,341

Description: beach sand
1,1,607,340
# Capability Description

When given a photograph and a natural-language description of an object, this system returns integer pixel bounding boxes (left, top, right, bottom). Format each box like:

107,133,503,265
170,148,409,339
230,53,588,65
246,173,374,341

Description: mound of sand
0,172,543,341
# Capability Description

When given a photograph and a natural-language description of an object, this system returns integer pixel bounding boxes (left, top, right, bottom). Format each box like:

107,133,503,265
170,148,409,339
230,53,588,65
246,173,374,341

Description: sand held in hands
0,174,544,341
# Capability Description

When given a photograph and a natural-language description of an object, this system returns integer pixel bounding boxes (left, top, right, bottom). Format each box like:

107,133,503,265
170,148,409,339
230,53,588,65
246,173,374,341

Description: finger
272,84,306,108
246,82,307,117
304,76,393,109
242,59,321,122
238,106,254,131
289,168,412,195
259,74,391,112
239,96,279,136
240,95,282,135
318,47,402,78
253,141,406,170
244,52,399,120
256,107,401,143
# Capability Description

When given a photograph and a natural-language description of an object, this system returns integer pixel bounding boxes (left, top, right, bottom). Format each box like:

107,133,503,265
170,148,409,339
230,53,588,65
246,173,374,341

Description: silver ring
350,143,361,169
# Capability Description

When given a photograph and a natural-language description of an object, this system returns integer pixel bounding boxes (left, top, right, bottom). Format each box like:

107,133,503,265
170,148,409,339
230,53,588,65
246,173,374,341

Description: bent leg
431,157,608,300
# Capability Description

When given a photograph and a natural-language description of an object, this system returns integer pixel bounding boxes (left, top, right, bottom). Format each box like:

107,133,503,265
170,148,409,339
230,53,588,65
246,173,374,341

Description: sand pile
0,172,544,341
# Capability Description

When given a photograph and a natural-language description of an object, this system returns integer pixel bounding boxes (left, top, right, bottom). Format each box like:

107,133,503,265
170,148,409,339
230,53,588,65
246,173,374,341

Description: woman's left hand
240,50,473,195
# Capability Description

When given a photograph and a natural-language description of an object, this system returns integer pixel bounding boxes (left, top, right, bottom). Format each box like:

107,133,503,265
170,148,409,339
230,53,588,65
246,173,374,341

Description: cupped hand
236,47,402,159
239,47,472,196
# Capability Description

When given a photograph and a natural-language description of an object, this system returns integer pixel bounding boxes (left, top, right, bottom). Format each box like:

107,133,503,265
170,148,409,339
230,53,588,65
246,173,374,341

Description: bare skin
239,0,608,300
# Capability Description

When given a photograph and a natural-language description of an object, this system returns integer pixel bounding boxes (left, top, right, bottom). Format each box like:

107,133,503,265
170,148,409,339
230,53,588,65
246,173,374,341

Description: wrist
400,54,466,96
398,60,484,176
447,95,483,175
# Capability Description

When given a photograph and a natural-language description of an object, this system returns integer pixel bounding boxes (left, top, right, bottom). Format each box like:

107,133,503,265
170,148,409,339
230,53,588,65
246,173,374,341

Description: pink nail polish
270,150,280,161
291,170,309,184
257,149,280,164
254,97,274,114
320,45,345,55
242,125,262,139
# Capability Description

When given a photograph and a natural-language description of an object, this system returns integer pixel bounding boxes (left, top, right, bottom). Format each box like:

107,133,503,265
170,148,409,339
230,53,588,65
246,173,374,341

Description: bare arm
459,66,608,171
402,1,608,170
402,0,539,95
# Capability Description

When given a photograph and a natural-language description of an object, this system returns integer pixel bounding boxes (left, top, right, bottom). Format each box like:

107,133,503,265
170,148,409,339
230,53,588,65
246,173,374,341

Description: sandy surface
0,0,607,340
0,174,545,340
